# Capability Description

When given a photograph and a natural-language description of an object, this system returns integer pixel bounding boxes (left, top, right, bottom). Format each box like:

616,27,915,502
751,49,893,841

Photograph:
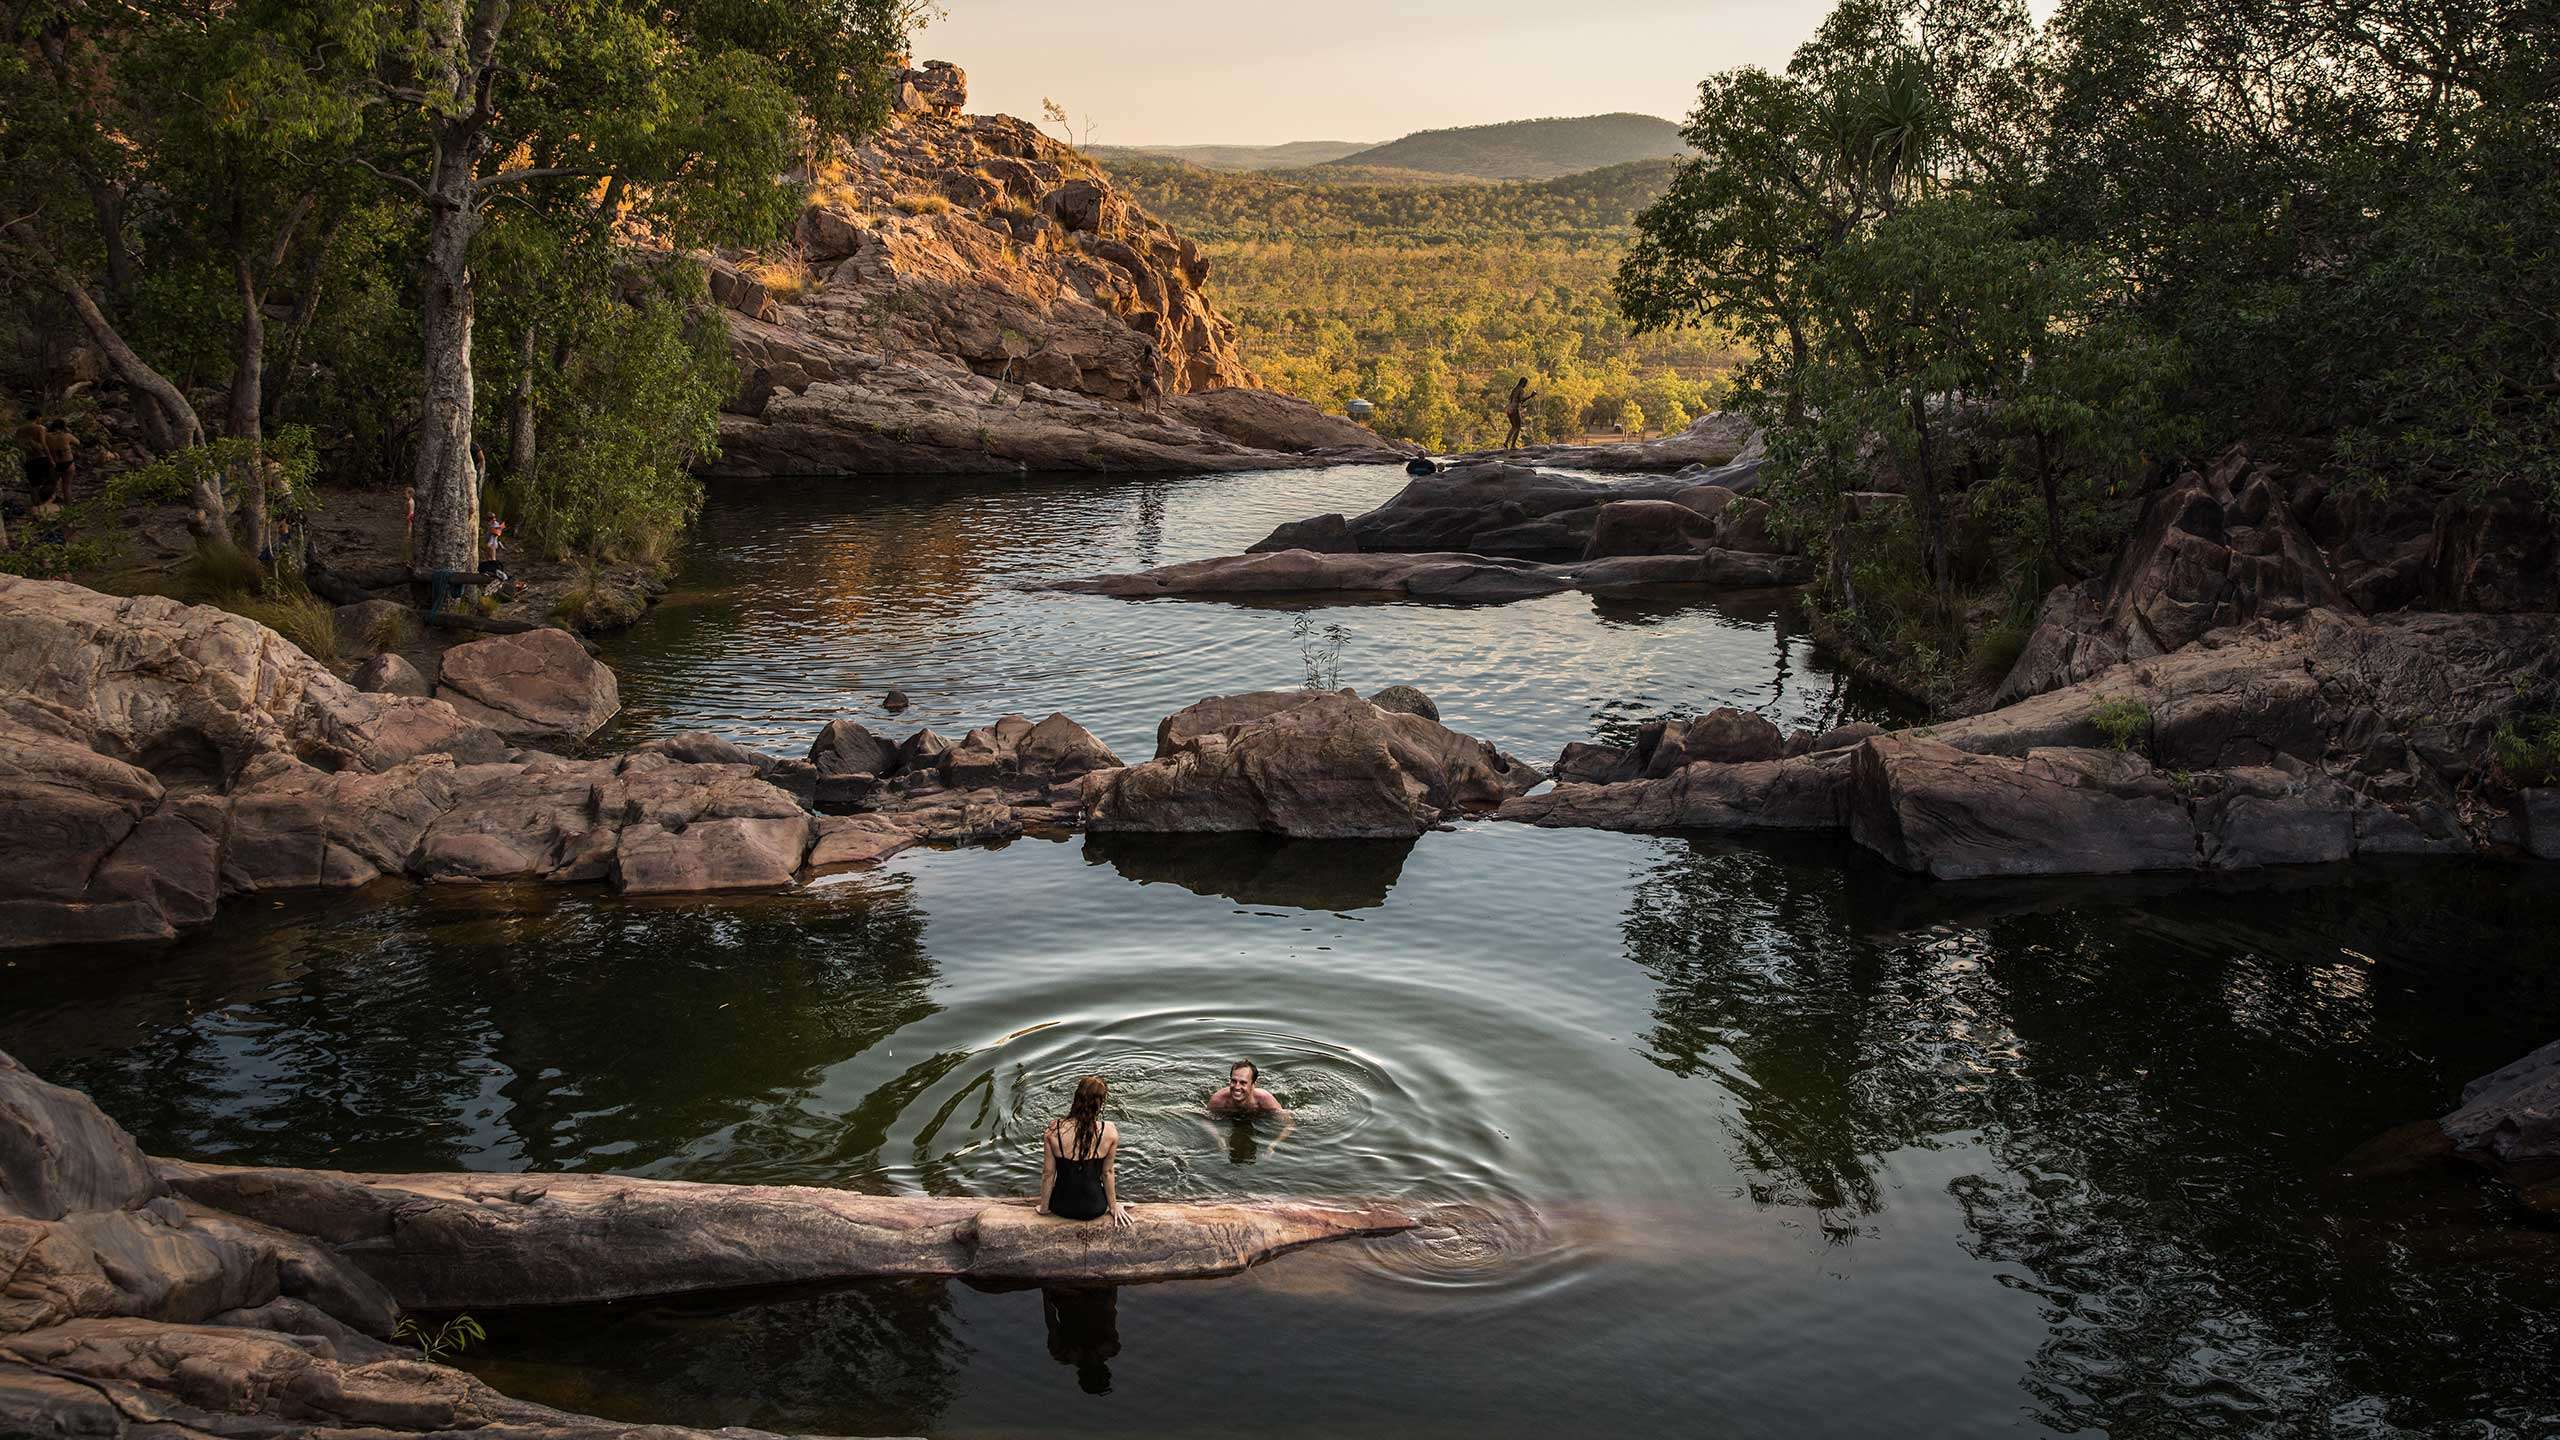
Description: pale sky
918,0,1843,147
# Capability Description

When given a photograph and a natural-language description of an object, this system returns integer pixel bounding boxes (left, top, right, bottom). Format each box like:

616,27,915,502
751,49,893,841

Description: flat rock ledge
1502,607,2560,878
2440,1039,2560,1219
1052,546,1809,604
1,1048,1411,1440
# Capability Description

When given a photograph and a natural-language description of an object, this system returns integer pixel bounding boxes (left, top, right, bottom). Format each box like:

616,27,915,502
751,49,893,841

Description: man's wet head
1226,1061,1257,1102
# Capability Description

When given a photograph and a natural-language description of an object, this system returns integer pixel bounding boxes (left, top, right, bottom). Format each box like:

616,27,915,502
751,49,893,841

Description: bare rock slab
433,628,620,744
160,1164,1415,1305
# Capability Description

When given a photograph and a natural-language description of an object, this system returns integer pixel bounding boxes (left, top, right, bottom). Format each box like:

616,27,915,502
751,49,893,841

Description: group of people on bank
1036,1061,1290,1227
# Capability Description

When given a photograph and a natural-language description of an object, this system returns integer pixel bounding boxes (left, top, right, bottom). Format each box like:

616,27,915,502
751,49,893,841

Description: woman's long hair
1060,1075,1107,1160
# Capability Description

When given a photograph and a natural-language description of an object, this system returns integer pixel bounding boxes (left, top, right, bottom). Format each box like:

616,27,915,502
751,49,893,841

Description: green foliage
393,1314,486,1366
482,257,723,563
1105,158,1732,450
2493,714,2560,789
2089,697,2152,753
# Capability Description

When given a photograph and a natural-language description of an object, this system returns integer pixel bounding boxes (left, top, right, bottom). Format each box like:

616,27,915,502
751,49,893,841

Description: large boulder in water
1581,499,1716,560
1846,736,2200,879
1089,690,1537,839
2441,1040,2560,1217
433,629,620,744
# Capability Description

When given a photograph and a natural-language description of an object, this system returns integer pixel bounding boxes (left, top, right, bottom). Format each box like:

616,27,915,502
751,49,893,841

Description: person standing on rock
43,418,78,505
15,412,51,507
1503,377,1533,449
1038,1074,1134,1228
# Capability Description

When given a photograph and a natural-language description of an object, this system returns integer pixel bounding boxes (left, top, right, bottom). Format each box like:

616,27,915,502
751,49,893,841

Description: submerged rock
1055,546,1806,603
2441,1040,2560,1217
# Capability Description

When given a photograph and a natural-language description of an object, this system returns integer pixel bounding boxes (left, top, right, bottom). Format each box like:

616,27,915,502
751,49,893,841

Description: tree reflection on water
1621,839,2560,1431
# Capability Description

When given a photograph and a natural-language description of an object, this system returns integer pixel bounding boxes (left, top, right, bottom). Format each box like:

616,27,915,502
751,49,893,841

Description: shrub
894,192,953,216
363,606,415,654
2089,696,2151,752
2493,714,2560,787
179,540,267,601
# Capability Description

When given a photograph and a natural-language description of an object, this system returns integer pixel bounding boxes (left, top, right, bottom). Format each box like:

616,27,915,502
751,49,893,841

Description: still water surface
9,466,2558,1438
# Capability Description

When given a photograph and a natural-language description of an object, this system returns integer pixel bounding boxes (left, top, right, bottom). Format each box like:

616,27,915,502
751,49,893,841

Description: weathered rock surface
2440,1040,2560,1218
167,1163,1415,1302
1505,607,2560,875
0,1047,1412,1439
1088,690,1538,839
705,65,1410,477
1447,410,1760,473
1996,444,2559,706
432,628,620,744
1056,545,1807,604
351,650,431,698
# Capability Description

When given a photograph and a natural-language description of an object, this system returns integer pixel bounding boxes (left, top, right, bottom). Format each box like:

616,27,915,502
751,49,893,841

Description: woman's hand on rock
1110,1204,1134,1229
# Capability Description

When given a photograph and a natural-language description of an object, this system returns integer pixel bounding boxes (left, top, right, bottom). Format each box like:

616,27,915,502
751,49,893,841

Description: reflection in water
1043,1285,1123,1395
1083,831,1416,912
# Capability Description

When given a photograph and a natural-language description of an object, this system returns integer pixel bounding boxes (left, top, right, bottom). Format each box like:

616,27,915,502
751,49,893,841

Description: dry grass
363,605,415,654
226,591,341,666
810,159,866,214
894,192,954,216
744,244,820,301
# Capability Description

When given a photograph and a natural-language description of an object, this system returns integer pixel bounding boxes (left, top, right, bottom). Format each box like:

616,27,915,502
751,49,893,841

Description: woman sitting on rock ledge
1039,1074,1134,1227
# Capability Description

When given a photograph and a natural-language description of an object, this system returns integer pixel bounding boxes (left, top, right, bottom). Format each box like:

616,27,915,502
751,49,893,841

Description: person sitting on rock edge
1038,1074,1133,1228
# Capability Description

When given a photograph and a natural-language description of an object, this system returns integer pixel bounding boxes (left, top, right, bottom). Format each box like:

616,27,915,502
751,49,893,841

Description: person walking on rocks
1503,376,1533,449
15,413,51,507
1038,1075,1134,1228
42,419,78,505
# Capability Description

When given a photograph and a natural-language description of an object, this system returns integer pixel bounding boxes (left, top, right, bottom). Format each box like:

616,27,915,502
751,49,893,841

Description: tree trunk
6,223,209,527
413,135,484,577
230,256,270,560
507,322,538,484
266,212,340,424
2033,433,2079,583
1905,386,1951,621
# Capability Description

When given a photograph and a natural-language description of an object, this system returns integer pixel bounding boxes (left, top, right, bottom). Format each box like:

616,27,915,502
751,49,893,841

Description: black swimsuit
1048,1124,1109,1221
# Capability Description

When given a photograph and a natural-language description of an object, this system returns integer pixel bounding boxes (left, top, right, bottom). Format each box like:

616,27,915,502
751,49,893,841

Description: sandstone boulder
433,629,619,744
1367,685,1441,721
351,651,431,698
2440,1041,2560,1217
1090,690,1535,840
1582,499,1715,560
1847,736,2199,879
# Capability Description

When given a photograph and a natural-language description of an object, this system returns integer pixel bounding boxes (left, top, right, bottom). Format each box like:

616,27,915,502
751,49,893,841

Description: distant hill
1323,114,1684,181
1090,140,1371,172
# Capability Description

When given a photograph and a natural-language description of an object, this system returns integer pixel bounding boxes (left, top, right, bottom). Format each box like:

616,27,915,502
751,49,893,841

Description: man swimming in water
1208,1060,1285,1116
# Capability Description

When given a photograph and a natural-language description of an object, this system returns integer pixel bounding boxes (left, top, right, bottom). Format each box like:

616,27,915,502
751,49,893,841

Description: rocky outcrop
1055,545,1808,604
0,578,1140,948
430,628,620,744
2440,1040,2560,1219
1248,445,1785,562
1504,607,2560,876
1086,690,1539,840
1997,445,2560,706
1445,410,1760,474
0,1048,1413,1439
705,62,1410,477
166,1163,1415,1303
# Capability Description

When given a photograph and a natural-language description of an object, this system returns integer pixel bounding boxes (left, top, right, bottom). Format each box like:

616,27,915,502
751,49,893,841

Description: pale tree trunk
231,256,270,558
408,0,515,578
413,153,482,576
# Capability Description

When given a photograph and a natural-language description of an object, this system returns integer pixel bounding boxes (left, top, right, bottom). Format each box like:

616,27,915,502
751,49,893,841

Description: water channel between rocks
9,465,2559,1438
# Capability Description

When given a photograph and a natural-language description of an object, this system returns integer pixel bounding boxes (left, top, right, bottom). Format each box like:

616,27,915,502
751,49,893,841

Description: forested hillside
1103,157,1732,450
1091,140,1371,172
1325,113,1684,180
